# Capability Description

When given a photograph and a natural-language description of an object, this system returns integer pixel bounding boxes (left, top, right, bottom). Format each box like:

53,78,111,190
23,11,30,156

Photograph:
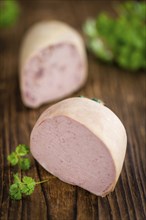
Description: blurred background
0,0,145,220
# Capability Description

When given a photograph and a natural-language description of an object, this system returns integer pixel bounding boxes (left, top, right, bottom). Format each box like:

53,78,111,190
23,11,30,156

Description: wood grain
0,1,145,220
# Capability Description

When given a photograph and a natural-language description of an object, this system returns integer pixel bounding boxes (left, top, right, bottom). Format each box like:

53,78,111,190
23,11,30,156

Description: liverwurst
30,97,127,197
19,21,87,108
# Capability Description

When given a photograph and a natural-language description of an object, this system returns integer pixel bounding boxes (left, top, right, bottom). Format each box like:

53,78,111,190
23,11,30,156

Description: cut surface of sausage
31,115,116,196
22,43,85,107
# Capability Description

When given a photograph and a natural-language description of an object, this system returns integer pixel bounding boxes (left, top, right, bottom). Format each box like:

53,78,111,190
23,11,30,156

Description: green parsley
78,96,105,105
7,144,30,170
91,98,105,105
83,1,146,71
0,0,20,28
9,173,48,200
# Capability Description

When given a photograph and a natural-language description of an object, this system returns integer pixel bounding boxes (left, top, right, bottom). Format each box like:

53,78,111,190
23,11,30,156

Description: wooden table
0,1,145,219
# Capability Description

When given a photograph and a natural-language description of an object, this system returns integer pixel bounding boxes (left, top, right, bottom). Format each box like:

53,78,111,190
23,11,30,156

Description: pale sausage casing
30,97,127,196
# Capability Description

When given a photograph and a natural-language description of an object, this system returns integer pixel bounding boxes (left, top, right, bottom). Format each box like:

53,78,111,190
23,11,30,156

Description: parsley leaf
9,183,22,200
7,152,18,166
19,158,31,171
9,173,22,200
16,144,29,156
9,174,48,200
21,176,35,195
91,98,105,105
7,144,31,170
13,173,21,184
0,0,20,28
79,96,105,105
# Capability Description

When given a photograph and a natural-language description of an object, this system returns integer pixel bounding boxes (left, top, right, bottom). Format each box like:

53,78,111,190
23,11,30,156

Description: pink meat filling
22,43,85,107
30,116,116,196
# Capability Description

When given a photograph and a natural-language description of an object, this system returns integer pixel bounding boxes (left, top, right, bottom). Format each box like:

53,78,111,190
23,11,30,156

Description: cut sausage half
30,97,127,196
19,21,87,108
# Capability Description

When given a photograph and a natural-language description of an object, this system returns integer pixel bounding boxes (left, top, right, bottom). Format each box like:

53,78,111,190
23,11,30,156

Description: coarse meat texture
21,43,86,108
30,115,116,196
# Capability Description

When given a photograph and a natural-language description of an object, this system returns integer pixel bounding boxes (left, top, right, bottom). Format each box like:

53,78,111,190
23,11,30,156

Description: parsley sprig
8,144,49,200
83,1,146,71
7,144,30,170
79,96,105,105
0,0,20,28
91,98,105,105
10,173,49,200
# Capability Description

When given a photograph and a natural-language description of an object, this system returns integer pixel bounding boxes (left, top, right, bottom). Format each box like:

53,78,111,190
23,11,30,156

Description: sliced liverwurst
30,97,127,197
19,21,87,108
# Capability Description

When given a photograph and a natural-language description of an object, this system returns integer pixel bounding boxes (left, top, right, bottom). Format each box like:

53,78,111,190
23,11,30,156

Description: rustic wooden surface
0,1,146,220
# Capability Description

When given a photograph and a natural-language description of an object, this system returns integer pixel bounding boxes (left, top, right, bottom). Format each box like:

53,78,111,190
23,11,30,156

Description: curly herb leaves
7,144,30,170
9,173,48,200
83,1,146,71
0,0,20,28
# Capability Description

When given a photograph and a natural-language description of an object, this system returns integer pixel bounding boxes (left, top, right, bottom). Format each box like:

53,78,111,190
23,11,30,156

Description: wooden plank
0,1,145,220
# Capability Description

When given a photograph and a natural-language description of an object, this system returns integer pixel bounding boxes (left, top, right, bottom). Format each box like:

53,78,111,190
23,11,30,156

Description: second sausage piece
20,21,87,108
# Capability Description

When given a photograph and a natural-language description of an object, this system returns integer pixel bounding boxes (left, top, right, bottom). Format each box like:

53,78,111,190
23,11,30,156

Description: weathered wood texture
0,1,146,220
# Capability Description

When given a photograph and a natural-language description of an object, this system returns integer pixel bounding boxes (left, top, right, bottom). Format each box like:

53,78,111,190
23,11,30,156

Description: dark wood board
0,1,146,220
